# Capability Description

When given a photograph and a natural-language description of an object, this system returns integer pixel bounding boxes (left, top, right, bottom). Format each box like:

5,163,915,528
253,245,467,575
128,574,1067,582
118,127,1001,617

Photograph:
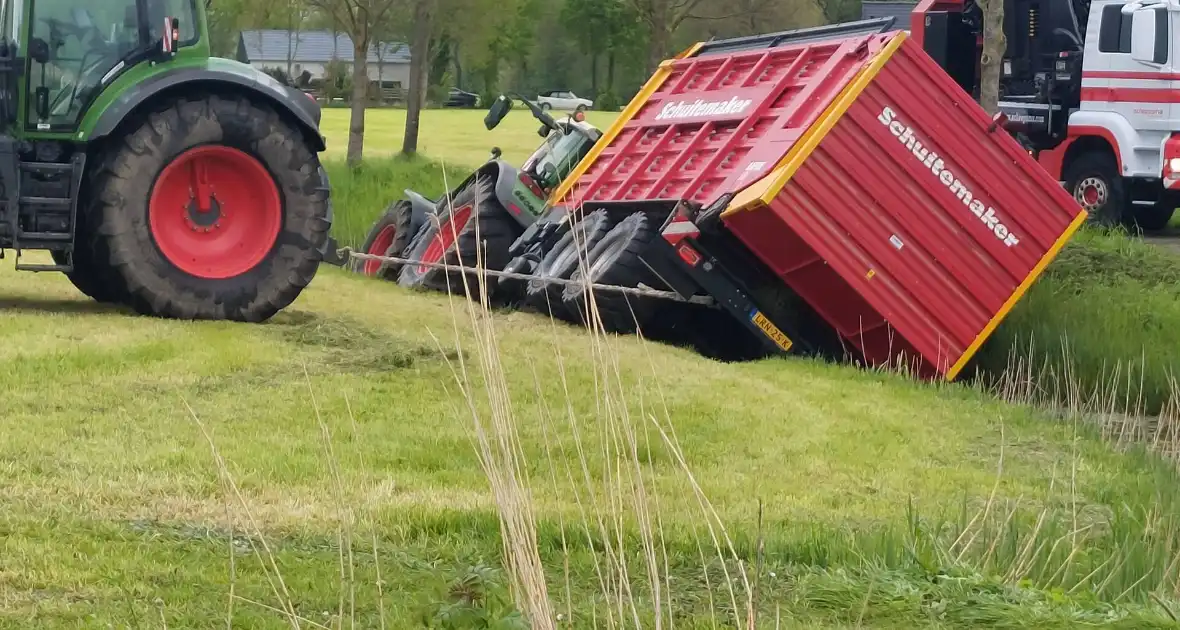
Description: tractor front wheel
396,177,519,300
82,94,330,322
353,200,415,279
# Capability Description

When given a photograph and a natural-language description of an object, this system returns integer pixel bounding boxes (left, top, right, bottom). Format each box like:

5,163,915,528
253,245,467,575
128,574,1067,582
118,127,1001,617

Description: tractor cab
17,0,190,132
521,118,601,195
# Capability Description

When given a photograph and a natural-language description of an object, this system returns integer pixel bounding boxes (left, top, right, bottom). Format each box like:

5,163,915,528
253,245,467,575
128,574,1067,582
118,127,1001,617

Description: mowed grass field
319,107,620,168
1,108,1180,627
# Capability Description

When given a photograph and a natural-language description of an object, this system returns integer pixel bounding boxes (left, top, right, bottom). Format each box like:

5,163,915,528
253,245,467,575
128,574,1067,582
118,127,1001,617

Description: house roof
239,29,411,64
860,1,917,23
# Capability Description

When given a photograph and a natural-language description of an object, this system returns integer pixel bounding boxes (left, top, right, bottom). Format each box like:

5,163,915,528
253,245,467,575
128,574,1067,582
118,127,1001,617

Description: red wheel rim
148,145,282,279
417,204,474,273
363,225,398,276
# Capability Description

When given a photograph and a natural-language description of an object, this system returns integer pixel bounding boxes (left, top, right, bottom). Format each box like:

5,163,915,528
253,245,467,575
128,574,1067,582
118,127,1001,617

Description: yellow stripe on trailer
721,31,909,218
549,43,705,207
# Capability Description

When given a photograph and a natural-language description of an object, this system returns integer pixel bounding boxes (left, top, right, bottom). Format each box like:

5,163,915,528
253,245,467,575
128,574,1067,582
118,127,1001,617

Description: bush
595,90,621,111
973,228,1180,414
323,156,472,247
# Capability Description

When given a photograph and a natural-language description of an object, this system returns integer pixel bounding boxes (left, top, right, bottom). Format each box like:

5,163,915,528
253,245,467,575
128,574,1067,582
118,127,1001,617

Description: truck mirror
484,95,512,130
1130,6,1167,65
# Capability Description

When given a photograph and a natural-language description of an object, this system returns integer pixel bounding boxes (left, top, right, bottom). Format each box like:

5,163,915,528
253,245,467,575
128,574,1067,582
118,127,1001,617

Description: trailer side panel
720,33,1086,377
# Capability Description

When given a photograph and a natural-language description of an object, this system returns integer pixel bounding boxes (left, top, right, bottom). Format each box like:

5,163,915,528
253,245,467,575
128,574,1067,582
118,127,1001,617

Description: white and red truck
914,0,1180,230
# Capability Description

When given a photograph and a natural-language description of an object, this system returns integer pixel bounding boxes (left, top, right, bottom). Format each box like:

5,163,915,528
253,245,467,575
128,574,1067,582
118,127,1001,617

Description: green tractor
0,0,332,322
354,94,601,304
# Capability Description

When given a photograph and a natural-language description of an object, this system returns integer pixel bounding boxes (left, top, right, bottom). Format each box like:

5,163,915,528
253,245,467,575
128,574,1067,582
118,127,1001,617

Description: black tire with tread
352,199,415,279
396,177,519,300
82,93,331,323
560,211,661,334
53,243,128,305
524,208,615,318
1064,151,1126,227
1128,200,1176,233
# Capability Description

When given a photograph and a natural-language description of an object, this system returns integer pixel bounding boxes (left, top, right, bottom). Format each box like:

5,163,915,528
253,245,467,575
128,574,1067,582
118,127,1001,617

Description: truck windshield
525,125,593,189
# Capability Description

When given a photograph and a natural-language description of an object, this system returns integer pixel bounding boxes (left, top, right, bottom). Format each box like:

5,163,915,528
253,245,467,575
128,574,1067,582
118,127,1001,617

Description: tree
977,0,1006,114
560,0,643,96
627,0,766,74
402,0,437,155
308,0,405,166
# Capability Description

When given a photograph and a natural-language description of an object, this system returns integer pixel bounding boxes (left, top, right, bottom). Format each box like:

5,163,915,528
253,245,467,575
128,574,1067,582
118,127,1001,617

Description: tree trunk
607,51,615,93
645,15,669,76
978,0,1007,115
347,32,370,167
402,0,436,156
591,54,599,96
453,42,463,89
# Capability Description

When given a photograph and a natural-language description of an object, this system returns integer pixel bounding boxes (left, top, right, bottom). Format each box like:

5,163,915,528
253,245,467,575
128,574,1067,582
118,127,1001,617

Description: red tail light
1164,135,1180,189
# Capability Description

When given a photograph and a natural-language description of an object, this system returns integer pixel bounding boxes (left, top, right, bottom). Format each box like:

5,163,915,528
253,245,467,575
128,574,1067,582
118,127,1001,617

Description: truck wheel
1127,199,1176,233
353,200,415,279
83,94,330,323
397,178,518,300
560,211,660,334
524,208,615,318
1064,152,1126,227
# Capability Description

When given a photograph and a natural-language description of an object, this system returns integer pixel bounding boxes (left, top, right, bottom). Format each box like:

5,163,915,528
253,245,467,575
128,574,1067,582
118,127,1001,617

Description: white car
536,90,593,112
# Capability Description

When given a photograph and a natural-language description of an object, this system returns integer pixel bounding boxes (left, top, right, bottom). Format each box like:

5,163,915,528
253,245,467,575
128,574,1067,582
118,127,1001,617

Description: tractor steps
10,154,86,272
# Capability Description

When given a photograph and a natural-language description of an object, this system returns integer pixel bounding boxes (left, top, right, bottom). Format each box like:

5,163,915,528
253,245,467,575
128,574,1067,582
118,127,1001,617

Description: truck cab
915,0,1180,230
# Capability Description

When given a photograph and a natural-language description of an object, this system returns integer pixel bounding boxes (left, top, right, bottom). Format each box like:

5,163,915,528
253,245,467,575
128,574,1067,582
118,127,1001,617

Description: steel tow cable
342,249,717,305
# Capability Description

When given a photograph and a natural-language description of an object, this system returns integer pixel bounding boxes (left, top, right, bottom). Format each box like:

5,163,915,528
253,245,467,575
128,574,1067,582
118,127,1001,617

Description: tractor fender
471,159,545,229
87,65,326,152
402,188,435,235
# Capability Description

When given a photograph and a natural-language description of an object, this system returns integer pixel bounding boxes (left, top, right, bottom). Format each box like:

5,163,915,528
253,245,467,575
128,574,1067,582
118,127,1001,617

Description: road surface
1145,227,1180,256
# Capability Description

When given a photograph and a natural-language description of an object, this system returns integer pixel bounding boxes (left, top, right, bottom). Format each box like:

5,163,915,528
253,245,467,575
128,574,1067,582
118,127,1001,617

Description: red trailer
544,20,1086,380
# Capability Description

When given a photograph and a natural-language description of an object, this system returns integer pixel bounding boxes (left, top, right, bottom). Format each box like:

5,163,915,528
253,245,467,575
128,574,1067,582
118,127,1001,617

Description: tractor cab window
523,124,594,190
26,0,143,129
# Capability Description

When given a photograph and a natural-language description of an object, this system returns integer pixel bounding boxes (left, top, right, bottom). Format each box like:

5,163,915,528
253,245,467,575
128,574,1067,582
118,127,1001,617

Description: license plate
750,310,793,352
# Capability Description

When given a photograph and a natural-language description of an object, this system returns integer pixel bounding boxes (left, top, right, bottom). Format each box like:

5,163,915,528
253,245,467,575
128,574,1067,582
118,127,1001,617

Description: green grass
974,229,1180,416
5,109,1180,627
318,108,619,169
2,263,1180,627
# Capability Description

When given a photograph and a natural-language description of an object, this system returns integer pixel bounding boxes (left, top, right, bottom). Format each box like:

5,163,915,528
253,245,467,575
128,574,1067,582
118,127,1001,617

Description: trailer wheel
397,177,518,300
353,200,415,279
524,208,615,318
1064,152,1126,227
83,94,330,322
560,211,660,334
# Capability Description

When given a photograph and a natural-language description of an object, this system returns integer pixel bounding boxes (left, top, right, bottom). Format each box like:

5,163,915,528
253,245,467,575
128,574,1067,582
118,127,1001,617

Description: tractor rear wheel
353,200,415,279
396,177,519,300
83,94,330,322
53,240,128,305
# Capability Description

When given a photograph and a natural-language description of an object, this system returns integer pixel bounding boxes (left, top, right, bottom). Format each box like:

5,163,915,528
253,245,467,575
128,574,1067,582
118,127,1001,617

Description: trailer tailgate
720,32,1086,378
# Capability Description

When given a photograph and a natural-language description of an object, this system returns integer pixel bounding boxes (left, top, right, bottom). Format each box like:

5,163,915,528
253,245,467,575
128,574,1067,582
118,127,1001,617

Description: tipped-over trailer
539,20,1088,379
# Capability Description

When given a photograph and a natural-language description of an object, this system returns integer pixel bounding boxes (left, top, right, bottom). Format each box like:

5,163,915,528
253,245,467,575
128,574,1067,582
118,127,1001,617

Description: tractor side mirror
28,38,49,64
484,94,512,130
1130,6,1167,65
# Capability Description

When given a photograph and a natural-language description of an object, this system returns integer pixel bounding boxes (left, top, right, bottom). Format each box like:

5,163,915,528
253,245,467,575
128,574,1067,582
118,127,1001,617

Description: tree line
208,0,866,164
